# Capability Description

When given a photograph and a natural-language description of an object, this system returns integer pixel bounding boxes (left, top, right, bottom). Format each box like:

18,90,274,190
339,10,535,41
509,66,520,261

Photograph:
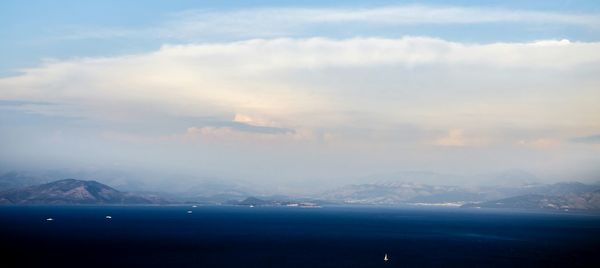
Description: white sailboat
384,254,389,262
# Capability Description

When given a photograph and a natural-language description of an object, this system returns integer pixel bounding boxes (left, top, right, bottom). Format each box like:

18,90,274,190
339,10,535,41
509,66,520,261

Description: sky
1,1,600,190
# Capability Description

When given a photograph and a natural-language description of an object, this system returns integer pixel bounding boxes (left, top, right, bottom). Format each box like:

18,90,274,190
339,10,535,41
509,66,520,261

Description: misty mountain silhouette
0,179,164,204
462,190,600,210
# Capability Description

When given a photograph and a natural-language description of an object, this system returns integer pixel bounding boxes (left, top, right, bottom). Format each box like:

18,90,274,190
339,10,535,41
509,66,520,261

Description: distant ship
106,215,112,219
46,218,53,221
384,254,389,262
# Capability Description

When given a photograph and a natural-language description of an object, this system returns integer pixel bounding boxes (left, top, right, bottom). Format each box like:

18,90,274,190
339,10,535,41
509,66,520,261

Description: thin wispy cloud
571,134,600,144
59,5,600,40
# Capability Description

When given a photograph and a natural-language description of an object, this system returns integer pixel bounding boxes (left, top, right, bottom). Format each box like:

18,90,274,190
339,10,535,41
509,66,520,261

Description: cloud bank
1,36,599,182
2,37,599,129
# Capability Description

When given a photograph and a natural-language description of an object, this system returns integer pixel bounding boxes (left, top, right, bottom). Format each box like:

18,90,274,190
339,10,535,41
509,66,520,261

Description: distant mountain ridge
0,179,165,205
462,190,600,210
1,174,599,211
318,181,600,209
319,182,490,205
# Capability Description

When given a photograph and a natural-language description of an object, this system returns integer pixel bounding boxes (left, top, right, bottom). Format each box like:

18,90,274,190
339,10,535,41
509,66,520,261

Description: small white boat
187,210,193,214
192,205,197,208
46,218,54,221
249,205,254,208
384,254,389,262
105,215,112,219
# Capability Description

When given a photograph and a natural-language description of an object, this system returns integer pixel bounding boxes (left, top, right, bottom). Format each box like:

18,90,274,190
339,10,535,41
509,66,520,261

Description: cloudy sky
1,1,599,188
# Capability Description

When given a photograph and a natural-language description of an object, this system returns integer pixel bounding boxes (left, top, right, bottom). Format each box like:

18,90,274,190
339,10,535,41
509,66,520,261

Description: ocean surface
0,205,599,267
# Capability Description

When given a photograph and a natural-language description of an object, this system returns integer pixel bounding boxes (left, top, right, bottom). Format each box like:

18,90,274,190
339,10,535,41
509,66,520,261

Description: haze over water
1,1,600,191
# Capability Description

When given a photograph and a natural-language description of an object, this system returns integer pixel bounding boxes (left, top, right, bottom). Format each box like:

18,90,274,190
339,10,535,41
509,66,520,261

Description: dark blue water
0,206,599,267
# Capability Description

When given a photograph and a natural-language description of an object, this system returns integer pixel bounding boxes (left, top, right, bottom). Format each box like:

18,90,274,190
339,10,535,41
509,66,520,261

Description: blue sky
1,1,599,189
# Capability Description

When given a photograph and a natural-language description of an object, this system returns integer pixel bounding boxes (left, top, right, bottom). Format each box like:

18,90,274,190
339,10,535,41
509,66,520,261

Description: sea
0,205,599,267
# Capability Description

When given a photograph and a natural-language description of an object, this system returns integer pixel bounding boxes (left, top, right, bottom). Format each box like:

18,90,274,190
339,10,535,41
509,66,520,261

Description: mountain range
316,181,600,210
0,179,165,205
1,171,599,211
461,191,600,210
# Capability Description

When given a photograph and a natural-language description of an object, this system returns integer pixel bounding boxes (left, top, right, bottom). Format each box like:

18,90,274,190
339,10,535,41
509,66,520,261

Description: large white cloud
1,37,599,146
